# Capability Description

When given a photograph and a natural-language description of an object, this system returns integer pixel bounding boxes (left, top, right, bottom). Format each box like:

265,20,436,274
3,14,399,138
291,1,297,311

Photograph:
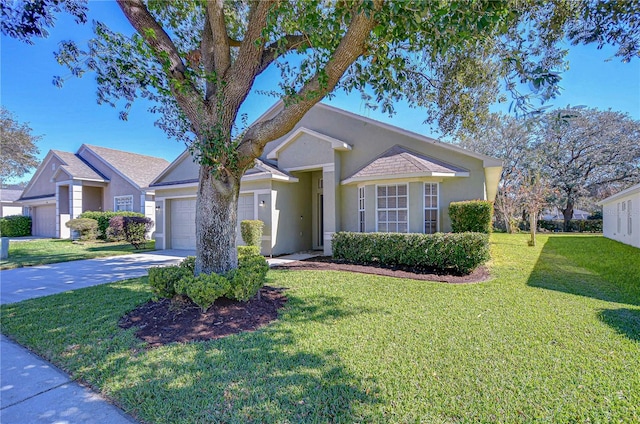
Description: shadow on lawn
103,290,380,423
597,308,640,343
528,235,640,341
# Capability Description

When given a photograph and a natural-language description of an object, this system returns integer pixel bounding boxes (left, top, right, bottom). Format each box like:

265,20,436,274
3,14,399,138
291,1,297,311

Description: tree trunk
562,199,574,232
529,208,536,246
195,166,241,275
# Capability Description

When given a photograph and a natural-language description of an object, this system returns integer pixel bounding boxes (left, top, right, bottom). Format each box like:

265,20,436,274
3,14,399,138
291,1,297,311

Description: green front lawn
1,234,639,423
0,239,156,269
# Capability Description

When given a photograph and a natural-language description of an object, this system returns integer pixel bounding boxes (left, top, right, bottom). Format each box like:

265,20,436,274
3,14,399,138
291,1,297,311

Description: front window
114,195,133,212
424,183,438,234
376,184,408,233
358,186,365,232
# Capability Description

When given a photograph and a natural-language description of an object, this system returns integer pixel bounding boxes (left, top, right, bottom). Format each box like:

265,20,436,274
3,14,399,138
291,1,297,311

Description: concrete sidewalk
0,335,135,423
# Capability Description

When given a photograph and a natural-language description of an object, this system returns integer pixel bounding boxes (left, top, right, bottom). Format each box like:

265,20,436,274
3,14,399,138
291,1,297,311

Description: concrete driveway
0,250,193,305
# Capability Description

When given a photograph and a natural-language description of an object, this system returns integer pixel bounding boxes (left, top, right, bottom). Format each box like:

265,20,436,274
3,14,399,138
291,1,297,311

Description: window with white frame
617,202,621,233
377,184,408,232
424,183,438,234
358,186,365,232
114,195,134,212
628,200,632,235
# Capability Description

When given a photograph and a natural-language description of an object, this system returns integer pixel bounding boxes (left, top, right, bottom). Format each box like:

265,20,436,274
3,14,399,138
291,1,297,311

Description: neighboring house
150,102,503,256
0,187,24,217
598,183,639,248
19,144,170,238
541,207,591,221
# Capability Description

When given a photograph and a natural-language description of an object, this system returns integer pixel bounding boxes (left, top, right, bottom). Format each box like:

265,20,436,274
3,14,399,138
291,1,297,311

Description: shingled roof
82,145,170,188
0,188,23,202
52,150,107,181
342,145,469,185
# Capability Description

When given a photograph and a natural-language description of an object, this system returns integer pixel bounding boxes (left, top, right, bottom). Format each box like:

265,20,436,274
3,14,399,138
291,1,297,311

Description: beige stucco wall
276,133,336,170
82,186,103,211
79,149,143,212
271,175,313,255
154,152,199,184
22,156,65,198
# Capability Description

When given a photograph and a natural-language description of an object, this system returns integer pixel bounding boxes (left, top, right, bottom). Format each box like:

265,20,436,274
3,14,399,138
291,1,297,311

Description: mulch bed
272,256,490,284
119,286,287,347
120,258,489,347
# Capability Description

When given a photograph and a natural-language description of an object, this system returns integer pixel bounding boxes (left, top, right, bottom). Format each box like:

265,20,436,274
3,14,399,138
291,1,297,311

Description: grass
1,234,639,423
0,238,156,269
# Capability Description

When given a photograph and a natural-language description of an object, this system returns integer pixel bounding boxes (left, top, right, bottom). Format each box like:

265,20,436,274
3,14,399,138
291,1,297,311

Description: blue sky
2,2,639,184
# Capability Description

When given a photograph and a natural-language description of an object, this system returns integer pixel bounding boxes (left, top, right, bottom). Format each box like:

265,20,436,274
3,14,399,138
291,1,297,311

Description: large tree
0,107,41,182
537,107,640,231
3,0,639,274
457,113,535,232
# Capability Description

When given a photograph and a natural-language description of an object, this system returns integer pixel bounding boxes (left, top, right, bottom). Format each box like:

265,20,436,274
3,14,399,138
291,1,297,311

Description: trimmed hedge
79,210,145,240
108,216,153,249
147,249,268,310
240,220,264,247
449,200,493,233
65,218,98,241
332,231,490,274
537,219,602,233
0,215,31,237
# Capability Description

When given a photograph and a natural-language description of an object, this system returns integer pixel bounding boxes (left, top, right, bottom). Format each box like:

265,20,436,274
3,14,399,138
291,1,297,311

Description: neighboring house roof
1,189,23,203
81,144,170,189
342,145,470,185
597,183,640,205
51,150,108,182
541,207,591,220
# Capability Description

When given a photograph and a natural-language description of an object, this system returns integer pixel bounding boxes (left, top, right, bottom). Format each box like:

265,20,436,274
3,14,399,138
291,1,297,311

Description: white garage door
170,198,196,250
237,194,255,245
33,204,56,237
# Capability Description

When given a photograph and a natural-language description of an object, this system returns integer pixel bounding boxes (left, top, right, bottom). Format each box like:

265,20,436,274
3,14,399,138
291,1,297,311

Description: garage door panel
34,205,56,237
170,198,196,250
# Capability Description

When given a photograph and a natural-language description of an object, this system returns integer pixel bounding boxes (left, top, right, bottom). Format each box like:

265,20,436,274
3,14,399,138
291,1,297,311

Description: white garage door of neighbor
33,204,56,237
237,194,255,245
170,198,196,250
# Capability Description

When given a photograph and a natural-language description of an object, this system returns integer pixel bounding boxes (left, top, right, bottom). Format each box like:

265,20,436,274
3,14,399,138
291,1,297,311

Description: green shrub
238,245,260,260
228,253,269,301
0,215,31,237
536,219,602,233
180,256,196,273
79,211,144,240
148,265,192,299
332,231,490,274
65,218,98,241
109,216,153,249
240,220,264,247
175,273,231,311
449,200,493,233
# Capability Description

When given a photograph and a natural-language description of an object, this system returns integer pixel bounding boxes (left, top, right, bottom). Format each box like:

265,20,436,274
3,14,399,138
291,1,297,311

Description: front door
312,175,324,250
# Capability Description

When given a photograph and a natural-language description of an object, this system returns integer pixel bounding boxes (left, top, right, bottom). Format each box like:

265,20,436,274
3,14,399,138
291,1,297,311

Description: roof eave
341,171,469,185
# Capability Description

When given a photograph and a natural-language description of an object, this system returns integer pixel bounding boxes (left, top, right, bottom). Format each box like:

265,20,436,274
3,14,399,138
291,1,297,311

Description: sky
2,1,639,184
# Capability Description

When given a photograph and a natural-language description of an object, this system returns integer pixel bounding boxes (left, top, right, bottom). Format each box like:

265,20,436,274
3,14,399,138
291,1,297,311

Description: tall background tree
0,107,41,183
2,0,639,274
457,113,534,232
536,107,640,231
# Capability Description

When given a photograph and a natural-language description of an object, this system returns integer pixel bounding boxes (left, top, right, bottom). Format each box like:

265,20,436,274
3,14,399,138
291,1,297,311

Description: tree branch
205,0,231,77
236,2,381,168
116,0,205,131
257,34,310,74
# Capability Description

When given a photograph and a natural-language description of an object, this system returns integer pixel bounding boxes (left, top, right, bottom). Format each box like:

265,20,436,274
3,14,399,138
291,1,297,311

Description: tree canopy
0,107,41,182
458,107,640,231
3,0,639,273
